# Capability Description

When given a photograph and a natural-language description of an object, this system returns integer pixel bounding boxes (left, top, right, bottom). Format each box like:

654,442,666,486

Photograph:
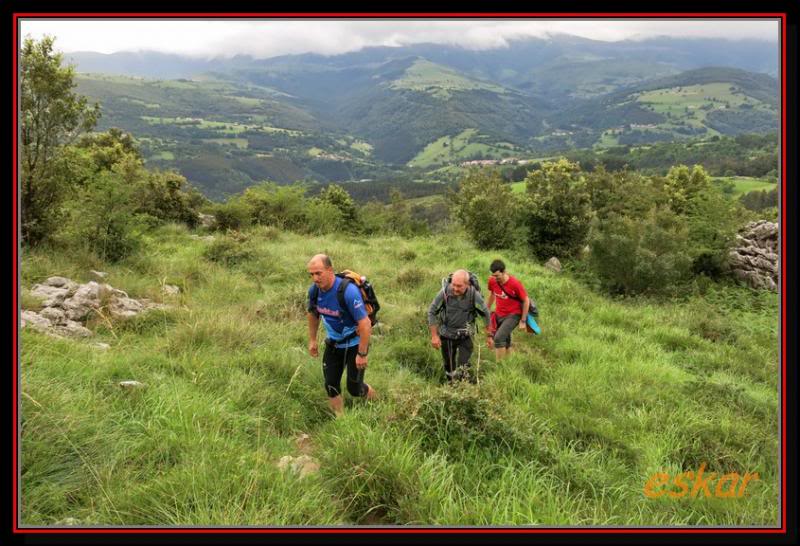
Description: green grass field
390,59,507,100
201,138,249,149
634,83,774,137
714,177,777,198
147,151,175,161
409,129,518,168
20,224,779,526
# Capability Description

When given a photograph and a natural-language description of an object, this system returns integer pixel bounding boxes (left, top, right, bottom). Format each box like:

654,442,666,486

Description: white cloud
18,18,779,59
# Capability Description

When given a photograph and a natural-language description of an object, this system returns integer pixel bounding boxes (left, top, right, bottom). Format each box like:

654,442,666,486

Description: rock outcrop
22,276,166,338
544,257,562,273
729,221,779,291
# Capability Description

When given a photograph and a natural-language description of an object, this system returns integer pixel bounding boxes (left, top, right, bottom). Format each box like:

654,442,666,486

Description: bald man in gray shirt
428,270,491,383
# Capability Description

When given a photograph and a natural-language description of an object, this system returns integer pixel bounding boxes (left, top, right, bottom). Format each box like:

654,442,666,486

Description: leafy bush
683,185,741,277
242,182,308,231
523,159,592,260
202,236,253,266
302,199,344,234
586,166,665,221
452,169,521,250
316,184,361,228
211,198,251,231
61,169,146,262
588,207,693,295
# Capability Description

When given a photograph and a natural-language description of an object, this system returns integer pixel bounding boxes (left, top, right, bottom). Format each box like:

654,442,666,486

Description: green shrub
588,207,693,295
212,198,251,231
302,199,344,234
452,169,520,249
242,182,307,231
523,159,592,260
202,237,253,267
62,168,147,262
316,184,360,228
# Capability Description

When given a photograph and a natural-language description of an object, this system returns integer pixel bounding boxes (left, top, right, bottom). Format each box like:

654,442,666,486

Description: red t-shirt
488,275,528,317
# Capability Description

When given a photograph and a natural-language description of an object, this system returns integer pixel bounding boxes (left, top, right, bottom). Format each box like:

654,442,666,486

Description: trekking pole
475,328,481,386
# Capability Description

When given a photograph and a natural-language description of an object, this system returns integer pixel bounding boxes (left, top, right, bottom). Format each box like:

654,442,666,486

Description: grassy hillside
408,128,520,168
21,224,779,526
389,59,509,99
550,68,779,149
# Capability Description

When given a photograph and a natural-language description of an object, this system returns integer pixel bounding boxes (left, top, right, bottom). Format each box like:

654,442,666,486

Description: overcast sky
19,19,780,59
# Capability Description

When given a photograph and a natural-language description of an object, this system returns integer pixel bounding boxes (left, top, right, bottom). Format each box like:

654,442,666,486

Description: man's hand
486,335,494,349
431,334,441,349
309,340,318,357
356,354,368,370
519,319,527,330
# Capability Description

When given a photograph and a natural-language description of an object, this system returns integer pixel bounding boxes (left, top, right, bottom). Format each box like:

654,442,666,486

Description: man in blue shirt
306,254,376,417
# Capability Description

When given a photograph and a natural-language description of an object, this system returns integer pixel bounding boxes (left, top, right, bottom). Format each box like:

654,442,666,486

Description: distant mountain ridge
66,36,779,198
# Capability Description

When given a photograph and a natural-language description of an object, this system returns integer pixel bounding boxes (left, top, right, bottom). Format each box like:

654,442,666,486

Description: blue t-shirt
308,277,368,348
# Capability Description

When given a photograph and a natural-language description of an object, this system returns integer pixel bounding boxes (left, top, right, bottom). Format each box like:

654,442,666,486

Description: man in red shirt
486,259,530,360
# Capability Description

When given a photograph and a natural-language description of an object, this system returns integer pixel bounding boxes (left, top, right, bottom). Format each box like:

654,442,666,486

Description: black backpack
309,270,380,326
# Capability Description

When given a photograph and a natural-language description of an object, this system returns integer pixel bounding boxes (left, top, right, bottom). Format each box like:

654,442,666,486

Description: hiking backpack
435,271,482,325
310,270,380,326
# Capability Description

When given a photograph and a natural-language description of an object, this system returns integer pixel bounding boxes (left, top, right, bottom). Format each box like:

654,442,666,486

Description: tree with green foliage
316,184,360,228
589,207,693,295
586,166,665,222
20,36,100,245
241,182,308,231
663,164,712,215
523,158,592,259
62,161,145,262
662,165,741,277
452,168,520,250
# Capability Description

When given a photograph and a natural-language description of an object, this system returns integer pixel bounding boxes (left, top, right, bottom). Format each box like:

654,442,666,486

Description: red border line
12,12,787,535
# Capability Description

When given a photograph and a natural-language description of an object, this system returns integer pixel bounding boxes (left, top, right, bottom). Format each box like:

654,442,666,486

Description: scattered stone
198,213,216,228
30,281,77,307
90,270,108,279
108,294,143,319
544,257,562,273
189,234,216,242
295,433,313,454
119,381,145,390
62,282,103,321
729,221,778,292
277,454,320,477
162,284,181,296
39,306,67,323
93,342,111,350
21,310,53,332
22,276,171,338
42,276,75,288
53,320,93,338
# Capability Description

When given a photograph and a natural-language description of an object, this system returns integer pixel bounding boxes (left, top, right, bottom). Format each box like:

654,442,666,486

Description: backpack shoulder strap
336,277,354,322
497,279,523,303
309,284,320,315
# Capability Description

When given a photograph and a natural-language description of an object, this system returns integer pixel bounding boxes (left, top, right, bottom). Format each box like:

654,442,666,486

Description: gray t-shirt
427,285,490,338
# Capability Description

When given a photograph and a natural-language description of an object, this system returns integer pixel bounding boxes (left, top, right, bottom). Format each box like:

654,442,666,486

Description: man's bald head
307,254,335,290
450,269,470,296
308,254,333,269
